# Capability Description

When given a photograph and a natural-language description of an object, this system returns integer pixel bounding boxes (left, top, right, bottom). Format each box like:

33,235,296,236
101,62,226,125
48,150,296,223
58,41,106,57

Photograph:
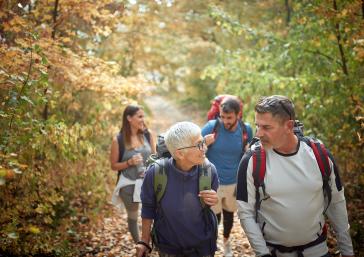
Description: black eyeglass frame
278,100,293,120
177,138,206,151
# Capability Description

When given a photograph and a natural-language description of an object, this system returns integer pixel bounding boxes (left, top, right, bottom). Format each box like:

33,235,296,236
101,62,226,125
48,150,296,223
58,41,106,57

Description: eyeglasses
257,97,294,121
177,138,206,151
278,101,292,120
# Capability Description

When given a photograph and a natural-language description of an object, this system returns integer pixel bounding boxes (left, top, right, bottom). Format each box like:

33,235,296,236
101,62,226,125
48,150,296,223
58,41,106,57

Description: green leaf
41,56,48,65
20,96,34,106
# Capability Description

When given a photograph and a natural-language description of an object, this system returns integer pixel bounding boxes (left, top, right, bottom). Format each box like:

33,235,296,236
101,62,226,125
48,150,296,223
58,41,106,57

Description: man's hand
199,189,218,206
204,134,215,147
136,241,151,257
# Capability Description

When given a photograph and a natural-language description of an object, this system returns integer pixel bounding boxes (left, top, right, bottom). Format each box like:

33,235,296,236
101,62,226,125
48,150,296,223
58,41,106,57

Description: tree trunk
333,0,348,75
52,0,59,39
44,0,59,120
285,0,291,25
42,88,49,121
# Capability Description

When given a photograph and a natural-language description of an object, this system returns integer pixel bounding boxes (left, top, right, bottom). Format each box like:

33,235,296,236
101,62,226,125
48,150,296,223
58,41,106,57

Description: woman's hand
129,153,144,166
199,189,218,206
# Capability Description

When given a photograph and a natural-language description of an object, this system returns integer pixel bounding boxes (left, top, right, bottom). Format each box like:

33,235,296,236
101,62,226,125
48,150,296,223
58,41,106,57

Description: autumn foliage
0,0,150,255
0,0,363,256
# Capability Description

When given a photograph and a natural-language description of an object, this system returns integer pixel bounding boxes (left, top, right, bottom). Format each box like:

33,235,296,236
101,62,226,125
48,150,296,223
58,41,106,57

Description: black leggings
216,209,234,239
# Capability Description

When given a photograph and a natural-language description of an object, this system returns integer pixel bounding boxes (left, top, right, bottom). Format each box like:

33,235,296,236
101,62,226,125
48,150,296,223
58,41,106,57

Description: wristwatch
136,240,152,253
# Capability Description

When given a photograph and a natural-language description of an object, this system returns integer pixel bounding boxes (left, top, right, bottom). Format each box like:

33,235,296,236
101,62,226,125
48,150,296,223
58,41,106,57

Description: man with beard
202,96,253,257
236,95,354,257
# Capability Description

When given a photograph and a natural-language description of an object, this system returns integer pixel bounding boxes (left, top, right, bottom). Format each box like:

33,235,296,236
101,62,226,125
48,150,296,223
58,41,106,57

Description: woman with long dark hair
110,104,156,243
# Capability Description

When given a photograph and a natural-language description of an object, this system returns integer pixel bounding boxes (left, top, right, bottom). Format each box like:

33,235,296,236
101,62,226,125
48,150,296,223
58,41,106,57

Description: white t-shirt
236,138,354,257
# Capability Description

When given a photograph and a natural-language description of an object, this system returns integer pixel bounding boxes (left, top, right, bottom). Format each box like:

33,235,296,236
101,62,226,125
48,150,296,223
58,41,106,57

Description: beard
224,123,232,129
224,121,237,131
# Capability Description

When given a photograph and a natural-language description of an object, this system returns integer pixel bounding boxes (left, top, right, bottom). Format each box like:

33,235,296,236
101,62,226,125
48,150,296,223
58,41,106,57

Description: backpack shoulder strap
239,120,248,151
144,129,152,145
153,158,168,204
251,140,268,222
199,159,212,190
117,132,125,162
212,118,221,135
116,132,125,183
199,159,212,208
301,137,332,213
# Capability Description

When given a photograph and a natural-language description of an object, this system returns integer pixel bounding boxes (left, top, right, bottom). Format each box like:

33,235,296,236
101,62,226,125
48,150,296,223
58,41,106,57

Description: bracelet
136,240,152,253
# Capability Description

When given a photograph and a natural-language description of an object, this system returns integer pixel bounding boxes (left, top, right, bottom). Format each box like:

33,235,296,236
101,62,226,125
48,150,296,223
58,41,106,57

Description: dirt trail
80,95,255,257
144,95,205,135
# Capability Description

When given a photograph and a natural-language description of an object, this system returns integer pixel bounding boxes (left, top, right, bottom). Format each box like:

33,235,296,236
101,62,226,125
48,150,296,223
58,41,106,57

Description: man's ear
286,119,294,130
174,149,184,160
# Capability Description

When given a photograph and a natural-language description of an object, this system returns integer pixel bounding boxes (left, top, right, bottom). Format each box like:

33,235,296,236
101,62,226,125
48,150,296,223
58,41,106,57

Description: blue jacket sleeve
201,120,216,137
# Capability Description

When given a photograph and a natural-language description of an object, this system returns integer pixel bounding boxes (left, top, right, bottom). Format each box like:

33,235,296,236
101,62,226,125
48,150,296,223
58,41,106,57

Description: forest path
80,95,255,257
144,94,206,134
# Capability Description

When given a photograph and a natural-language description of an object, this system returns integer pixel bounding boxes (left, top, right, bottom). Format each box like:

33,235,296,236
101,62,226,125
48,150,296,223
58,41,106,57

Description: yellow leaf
329,34,337,41
0,11,7,19
28,226,40,234
14,162,28,169
12,27,22,33
0,168,6,177
62,37,72,43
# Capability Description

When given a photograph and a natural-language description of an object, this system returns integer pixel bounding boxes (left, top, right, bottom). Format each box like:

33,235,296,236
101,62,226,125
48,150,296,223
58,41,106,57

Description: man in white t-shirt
236,95,354,257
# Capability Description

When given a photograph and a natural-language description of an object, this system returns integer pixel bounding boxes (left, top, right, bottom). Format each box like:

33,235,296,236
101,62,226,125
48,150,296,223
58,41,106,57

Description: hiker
136,121,219,257
110,104,156,243
236,95,355,257
202,96,253,257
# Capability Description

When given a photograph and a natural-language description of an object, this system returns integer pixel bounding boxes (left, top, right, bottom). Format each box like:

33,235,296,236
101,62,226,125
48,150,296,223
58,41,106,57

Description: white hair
164,121,201,158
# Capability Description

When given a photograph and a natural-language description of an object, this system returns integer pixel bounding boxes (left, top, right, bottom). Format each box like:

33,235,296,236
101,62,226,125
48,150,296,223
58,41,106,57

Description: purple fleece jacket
141,158,219,255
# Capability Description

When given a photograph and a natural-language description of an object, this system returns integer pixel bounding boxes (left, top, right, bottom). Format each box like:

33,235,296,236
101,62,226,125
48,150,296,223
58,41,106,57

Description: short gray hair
255,95,295,121
164,121,201,158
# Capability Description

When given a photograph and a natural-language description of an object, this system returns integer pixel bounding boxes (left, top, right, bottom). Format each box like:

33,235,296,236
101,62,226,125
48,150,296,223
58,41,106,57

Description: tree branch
333,0,349,75
302,48,342,67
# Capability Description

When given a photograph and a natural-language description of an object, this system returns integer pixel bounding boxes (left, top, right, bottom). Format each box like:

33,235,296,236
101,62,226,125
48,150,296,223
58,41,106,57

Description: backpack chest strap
267,232,327,257
199,160,212,208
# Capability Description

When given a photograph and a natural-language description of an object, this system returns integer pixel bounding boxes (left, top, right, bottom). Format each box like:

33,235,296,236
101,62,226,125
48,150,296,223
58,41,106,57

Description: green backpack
149,157,212,207
147,156,218,251
146,133,213,206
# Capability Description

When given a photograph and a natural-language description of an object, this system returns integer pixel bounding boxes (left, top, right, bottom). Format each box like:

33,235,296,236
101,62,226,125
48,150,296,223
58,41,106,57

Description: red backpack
250,136,333,223
207,95,243,120
207,95,249,151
